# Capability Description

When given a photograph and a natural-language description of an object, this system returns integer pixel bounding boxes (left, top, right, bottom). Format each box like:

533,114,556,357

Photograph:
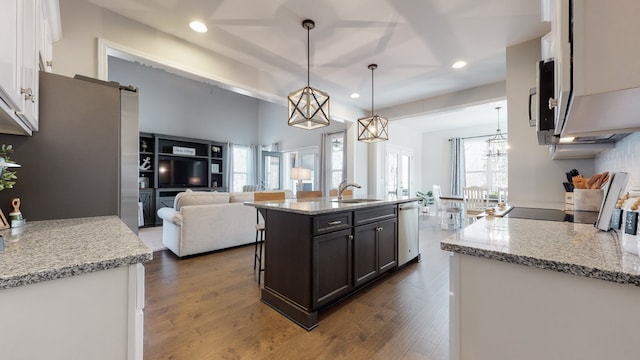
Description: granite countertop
245,195,418,215
0,216,153,290
441,217,640,287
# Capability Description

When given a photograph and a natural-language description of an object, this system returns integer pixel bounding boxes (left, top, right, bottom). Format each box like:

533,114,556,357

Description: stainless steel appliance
0,72,139,233
398,201,420,266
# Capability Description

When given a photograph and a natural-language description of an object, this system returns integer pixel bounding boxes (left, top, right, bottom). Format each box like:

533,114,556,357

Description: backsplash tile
596,132,640,187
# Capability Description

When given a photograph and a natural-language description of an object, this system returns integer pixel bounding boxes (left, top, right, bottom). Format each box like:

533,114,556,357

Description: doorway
261,151,282,190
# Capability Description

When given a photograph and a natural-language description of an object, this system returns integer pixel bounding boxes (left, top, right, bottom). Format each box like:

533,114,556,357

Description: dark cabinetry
210,142,224,189
312,212,353,308
261,204,399,330
138,132,154,189
353,205,398,287
138,189,155,227
353,218,397,287
137,133,228,226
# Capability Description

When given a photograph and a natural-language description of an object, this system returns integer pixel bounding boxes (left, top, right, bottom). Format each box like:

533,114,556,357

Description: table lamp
291,167,311,191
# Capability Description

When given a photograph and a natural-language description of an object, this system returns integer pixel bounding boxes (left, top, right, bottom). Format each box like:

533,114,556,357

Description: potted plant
0,144,19,191
416,190,435,214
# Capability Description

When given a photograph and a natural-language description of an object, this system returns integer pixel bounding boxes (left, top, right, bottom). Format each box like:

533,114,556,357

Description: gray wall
257,100,348,151
108,57,259,145
596,132,640,186
506,38,594,208
421,123,496,196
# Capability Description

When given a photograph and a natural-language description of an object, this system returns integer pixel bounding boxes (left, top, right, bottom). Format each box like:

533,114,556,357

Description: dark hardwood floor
144,215,454,360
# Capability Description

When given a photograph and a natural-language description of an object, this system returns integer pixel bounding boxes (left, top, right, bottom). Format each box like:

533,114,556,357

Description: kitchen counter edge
245,196,419,215
440,217,640,287
0,216,153,290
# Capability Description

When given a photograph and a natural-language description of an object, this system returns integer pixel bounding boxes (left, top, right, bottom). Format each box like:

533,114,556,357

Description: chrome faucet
338,180,361,200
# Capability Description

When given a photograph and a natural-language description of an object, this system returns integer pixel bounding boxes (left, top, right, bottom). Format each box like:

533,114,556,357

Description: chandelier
357,64,389,142
486,106,508,157
287,19,330,130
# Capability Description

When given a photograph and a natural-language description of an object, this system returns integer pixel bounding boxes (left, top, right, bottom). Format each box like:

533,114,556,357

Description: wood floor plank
144,215,453,359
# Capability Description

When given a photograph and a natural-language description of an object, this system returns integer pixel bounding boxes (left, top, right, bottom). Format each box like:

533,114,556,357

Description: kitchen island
247,196,419,330
441,216,640,360
0,216,152,360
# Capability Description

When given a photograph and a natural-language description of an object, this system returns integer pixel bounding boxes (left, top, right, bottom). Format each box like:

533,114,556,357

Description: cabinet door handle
21,88,35,102
328,220,342,225
348,235,353,241
376,226,383,232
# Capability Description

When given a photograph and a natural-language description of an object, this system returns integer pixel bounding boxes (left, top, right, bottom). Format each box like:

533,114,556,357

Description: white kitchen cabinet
0,0,59,135
0,264,145,360
450,253,640,360
550,0,640,138
0,0,23,115
20,0,39,131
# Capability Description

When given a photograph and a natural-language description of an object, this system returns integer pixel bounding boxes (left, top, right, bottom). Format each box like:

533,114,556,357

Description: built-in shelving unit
137,132,228,226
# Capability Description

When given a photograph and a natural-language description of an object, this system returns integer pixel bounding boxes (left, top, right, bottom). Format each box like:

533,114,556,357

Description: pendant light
486,106,508,157
288,19,330,130
357,64,389,142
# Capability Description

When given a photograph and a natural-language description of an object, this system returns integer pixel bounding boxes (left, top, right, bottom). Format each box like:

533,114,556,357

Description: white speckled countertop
441,217,640,286
0,216,153,290
246,195,418,215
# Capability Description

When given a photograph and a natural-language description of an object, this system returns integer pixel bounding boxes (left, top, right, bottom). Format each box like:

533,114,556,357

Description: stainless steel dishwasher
398,201,420,266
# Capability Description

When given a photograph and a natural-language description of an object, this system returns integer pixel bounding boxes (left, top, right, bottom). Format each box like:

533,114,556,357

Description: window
232,145,249,192
328,133,345,191
463,137,508,195
385,145,412,196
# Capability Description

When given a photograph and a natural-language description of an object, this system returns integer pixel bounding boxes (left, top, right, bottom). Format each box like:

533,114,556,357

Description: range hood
547,0,640,146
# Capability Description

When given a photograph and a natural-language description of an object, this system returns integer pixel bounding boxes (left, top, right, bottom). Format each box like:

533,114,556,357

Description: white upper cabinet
550,0,640,138
0,1,23,115
21,0,39,131
0,0,60,135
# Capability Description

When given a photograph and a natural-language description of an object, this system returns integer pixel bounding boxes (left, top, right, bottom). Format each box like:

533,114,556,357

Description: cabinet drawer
354,205,397,226
313,212,352,236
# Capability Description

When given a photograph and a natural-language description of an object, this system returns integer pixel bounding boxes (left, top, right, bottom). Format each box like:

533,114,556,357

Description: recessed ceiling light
350,93,360,99
189,21,208,33
452,60,467,69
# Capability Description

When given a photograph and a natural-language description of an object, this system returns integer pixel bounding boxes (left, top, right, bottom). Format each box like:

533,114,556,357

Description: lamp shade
357,64,389,142
288,86,330,129
358,115,389,142
287,19,330,130
291,167,311,180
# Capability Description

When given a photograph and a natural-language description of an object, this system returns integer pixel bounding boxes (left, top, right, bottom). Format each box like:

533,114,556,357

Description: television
158,156,208,188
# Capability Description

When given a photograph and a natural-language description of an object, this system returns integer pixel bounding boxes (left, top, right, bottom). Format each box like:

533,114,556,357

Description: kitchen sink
332,198,382,204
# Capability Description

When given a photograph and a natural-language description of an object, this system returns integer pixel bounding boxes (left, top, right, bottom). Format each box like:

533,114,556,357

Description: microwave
535,59,556,145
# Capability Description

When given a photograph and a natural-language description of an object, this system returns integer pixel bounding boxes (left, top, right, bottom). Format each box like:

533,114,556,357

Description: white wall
380,81,506,120
390,122,424,198
596,132,640,187
257,101,348,151
53,0,363,122
421,124,496,195
506,38,594,208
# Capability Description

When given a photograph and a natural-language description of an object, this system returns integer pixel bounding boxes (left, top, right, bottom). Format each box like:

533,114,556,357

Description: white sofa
157,190,291,258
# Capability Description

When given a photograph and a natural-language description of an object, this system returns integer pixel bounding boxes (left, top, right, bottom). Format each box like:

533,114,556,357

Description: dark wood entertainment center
138,132,227,226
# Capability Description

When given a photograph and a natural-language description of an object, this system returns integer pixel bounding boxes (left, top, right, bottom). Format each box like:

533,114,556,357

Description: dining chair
296,190,323,199
253,191,286,285
433,184,463,230
497,187,509,204
329,189,352,197
463,186,489,224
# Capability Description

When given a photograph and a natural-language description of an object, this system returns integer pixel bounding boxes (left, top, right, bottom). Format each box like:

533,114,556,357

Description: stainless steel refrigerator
0,72,139,233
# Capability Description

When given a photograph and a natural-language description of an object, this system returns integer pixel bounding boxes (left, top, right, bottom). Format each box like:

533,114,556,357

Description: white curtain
450,137,465,196
248,144,258,189
319,133,328,195
226,142,234,191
